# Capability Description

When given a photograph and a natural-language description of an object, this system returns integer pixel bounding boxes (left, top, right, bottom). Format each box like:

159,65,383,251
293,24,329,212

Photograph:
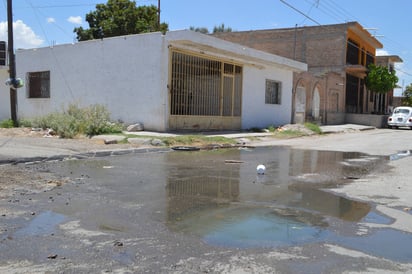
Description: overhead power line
279,0,321,25
17,3,100,9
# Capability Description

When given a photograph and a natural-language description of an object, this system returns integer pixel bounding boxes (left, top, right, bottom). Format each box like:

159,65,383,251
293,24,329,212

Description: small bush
84,104,123,136
0,119,15,128
304,122,322,134
267,125,276,132
31,104,123,138
18,119,32,127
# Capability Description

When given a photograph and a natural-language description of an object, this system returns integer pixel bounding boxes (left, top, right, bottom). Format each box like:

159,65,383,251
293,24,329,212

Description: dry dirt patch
0,165,67,199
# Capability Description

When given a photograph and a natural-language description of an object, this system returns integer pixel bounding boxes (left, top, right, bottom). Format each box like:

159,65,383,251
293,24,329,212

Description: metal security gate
169,50,242,130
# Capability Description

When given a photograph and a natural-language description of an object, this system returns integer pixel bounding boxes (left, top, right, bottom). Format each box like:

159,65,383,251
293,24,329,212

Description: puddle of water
46,146,411,261
169,206,329,248
164,148,381,225
334,228,412,262
14,211,66,237
389,150,412,161
361,211,393,225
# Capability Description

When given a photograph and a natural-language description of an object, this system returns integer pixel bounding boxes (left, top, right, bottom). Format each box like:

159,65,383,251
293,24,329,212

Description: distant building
214,22,394,126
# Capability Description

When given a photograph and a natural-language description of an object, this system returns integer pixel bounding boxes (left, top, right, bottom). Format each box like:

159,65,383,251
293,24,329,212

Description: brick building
214,22,392,125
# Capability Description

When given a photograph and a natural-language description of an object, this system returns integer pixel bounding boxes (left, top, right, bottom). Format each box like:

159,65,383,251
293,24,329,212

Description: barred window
27,71,50,98
0,41,6,66
265,79,281,104
170,50,242,117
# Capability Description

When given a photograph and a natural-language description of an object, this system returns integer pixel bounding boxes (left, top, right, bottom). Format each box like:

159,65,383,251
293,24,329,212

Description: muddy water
8,146,412,263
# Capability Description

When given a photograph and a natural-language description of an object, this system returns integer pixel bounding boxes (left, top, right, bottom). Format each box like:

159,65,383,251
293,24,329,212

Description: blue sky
1,0,411,93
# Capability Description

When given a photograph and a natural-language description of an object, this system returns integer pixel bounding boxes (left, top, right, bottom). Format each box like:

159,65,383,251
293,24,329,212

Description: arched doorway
312,87,320,120
294,85,306,124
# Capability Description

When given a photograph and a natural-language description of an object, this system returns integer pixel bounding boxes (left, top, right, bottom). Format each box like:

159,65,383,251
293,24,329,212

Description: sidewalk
0,124,375,165
319,124,375,134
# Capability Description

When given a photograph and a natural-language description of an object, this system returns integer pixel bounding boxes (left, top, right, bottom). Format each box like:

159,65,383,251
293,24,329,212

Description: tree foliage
189,23,233,34
401,84,412,106
365,64,398,94
212,23,232,33
189,26,209,34
74,0,168,41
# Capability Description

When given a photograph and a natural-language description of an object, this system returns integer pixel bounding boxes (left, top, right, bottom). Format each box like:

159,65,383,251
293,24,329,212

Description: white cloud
47,17,56,23
67,16,82,25
0,20,44,49
376,49,389,56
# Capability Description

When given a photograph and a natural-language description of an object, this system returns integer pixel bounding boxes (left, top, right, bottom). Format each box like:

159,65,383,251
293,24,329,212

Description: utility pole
7,0,18,125
157,0,160,28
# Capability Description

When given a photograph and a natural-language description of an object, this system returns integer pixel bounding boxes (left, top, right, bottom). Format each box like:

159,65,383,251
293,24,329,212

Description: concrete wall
345,113,388,128
0,68,10,121
242,65,294,128
16,32,168,131
326,113,346,125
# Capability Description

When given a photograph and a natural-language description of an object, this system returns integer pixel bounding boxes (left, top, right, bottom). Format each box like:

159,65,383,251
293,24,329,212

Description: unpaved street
0,128,412,273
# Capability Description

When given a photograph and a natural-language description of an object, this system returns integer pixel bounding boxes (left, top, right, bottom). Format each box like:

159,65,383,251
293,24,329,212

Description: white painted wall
16,32,169,131
0,68,10,121
242,65,294,129
15,30,305,131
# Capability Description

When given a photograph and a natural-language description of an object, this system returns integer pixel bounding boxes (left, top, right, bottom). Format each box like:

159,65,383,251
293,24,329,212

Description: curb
0,147,172,166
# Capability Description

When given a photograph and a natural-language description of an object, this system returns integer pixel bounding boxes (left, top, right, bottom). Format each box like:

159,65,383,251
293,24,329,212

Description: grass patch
0,118,32,128
0,119,15,128
162,135,236,147
123,134,236,147
304,122,322,134
273,130,307,138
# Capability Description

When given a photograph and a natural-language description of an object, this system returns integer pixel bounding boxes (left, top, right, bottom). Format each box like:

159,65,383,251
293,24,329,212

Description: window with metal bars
0,41,6,66
170,50,242,116
365,52,375,67
27,71,50,98
346,39,359,65
265,79,281,104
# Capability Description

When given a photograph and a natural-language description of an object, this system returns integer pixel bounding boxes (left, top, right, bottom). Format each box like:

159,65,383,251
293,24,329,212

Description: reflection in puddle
42,146,410,262
389,150,412,161
170,206,329,248
165,147,379,227
163,147,412,261
362,211,393,225
335,228,412,262
15,211,66,237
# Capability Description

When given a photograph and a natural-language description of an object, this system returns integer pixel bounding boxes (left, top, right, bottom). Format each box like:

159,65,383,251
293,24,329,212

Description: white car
387,106,412,129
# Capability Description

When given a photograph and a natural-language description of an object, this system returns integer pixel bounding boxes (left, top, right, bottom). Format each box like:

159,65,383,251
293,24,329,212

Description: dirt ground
0,128,66,198
0,128,51,138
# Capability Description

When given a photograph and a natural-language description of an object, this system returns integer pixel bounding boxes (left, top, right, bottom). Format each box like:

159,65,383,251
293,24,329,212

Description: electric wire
279,0,321,25
25,0,76,100
281,0,412,83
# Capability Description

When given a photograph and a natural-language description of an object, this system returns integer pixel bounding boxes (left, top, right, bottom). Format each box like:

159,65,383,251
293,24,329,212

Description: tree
365,64,398,94
402,84,412,106
189,26,209,34
74,0,168,41
212,23,232,33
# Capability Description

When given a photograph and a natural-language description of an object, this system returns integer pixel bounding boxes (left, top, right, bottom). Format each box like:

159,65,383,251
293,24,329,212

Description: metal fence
170,50,242,117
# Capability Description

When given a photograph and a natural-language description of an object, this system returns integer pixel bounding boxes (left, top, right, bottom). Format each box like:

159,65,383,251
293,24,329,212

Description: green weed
0,119,15,128
304,122,322,134
31,104,123,138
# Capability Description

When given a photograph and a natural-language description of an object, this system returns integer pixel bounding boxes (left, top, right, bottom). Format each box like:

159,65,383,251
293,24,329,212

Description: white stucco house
14,30,306,131
0,67,10,121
